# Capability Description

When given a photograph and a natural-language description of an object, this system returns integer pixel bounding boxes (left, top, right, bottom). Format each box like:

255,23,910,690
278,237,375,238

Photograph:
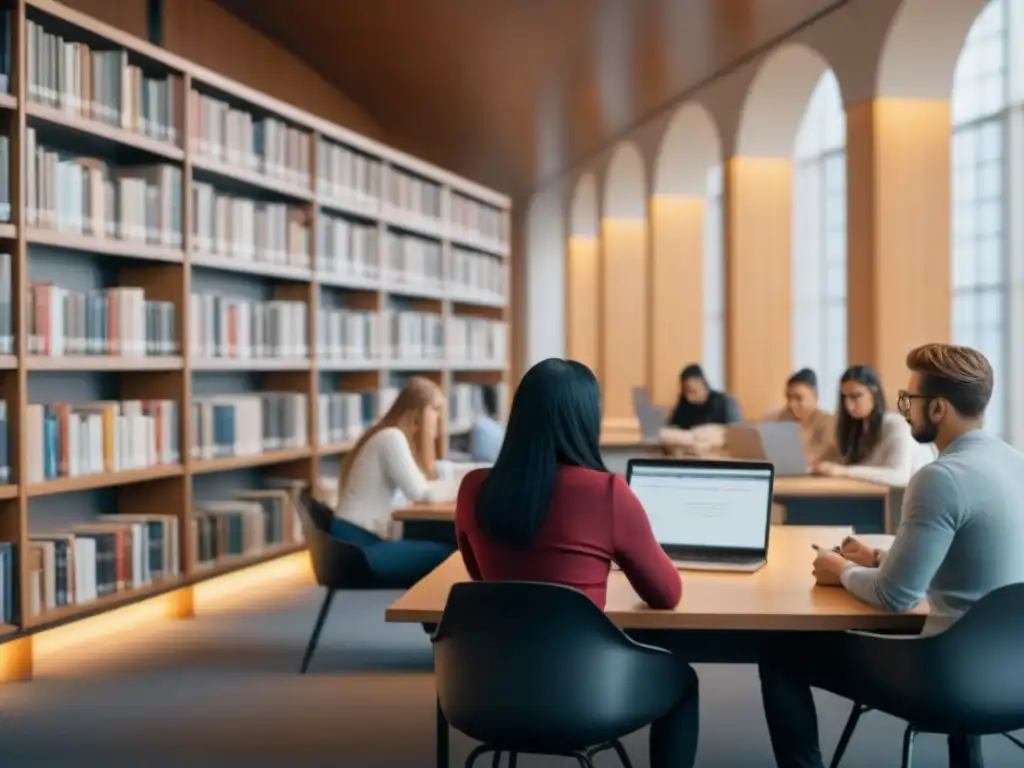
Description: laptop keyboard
670,552,762,565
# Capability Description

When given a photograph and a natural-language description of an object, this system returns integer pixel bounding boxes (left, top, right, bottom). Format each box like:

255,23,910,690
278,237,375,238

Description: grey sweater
842,429,1024,635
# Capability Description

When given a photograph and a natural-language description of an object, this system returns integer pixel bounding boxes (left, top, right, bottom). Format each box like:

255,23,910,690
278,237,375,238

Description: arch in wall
876,0,989,99
602,142,646,220
654,103,722,196
735,43,836,158
525,186,567,367
569,172,599,237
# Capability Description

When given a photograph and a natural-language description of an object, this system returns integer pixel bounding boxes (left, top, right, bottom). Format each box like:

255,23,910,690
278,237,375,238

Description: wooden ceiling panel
213,0,838,198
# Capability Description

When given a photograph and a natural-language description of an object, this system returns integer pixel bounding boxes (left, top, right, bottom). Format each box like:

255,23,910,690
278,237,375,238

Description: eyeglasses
897,390,931,415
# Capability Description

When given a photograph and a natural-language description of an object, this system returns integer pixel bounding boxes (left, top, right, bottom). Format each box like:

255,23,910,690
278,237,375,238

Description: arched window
703,165,725,389
791,70,846,399
951,0,1008,437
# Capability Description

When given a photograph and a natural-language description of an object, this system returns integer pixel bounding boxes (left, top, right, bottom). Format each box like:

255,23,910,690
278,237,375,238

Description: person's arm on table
844,418,914,486
380,428,439,502
611,476,683,609
840,464,961,611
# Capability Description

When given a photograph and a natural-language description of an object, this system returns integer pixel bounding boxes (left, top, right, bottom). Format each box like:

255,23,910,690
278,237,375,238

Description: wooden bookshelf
0,0,512,672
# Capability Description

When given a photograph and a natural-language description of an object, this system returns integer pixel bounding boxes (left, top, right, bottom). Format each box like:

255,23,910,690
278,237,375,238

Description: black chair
828,583,1024,768
432,581,689,767
296,493,412,674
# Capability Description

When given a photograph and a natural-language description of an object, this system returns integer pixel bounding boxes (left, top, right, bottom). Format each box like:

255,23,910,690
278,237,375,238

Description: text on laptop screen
628,465,772,550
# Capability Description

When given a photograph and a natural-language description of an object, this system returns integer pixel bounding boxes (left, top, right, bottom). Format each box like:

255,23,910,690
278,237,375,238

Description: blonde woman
331,377,454,583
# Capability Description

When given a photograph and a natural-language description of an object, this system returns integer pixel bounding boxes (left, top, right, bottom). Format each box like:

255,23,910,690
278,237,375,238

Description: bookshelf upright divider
0,0,511,671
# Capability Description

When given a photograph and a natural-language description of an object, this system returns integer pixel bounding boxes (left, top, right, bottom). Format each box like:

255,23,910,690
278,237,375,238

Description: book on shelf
384,309,444,363
188,90,311,187
447,247,507,303
26,129,183,244
192,489,301,568
0,10,10,95
382,232,442,289
385,168,442,222
0,135,9,222
316,214,378,280
450,193,510,246
26,19,183,145
189,392,308,461
316,139,381,206
25,399,179,484
27,284,176,357
192,181,310,268
446,316,508,365
0,252,10,352
26,514,181,616
315,307,382,363
262,477,307,543
0,399,8,484
449,382,510,432
0,541,13,624
318,388,396,446
189,294,308,360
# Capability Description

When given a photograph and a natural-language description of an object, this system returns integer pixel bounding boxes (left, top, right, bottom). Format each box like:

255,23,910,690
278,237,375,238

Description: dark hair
905,343,993,418
836,365,887,464
787,368,818,391
680,364,705,383
481,386,498,418
475,358,608,546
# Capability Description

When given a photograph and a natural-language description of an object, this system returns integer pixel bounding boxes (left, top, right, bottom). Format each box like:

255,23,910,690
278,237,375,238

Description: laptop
626,458,774,573
632,387,666,442
727,421,809,476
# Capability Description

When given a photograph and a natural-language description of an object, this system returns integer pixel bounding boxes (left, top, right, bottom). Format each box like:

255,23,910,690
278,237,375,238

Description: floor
1,582,1022,767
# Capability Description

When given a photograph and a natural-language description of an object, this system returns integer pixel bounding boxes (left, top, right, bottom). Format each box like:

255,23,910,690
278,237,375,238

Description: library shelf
25,101,186,162
316,273,381,291
318,441,356,455
190,448,313,475
191,154,314,202
318,194,380,221
0,485,18,500
388,359,447,372
0,356,16,370
189,253,313,283
26,356,184,372
192,542,306,581
0,93,16,111
383,281,446,301
24,465,185,498
191,358,312,372
0,623,16,637
449,362,508,372
449,293,507,309
0,224,16,240
380,207,447,242
315,359,385,373
25,229,185,263
24,576,181,631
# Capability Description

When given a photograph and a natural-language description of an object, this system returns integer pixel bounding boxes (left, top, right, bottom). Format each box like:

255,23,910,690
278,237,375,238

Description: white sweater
336,427,442,539
845,412,937,487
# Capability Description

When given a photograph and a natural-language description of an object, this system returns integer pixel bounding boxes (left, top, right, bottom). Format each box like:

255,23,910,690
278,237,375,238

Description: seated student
330,377,455,584
814,364,929,486
470,386,504,463
455,358,699,768
668,363,742,430
776,368,835,465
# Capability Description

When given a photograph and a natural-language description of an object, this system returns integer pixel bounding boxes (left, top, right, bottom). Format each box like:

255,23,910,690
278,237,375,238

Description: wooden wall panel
650,196,704,407
847,99,951,403
61,0,147,38
724,157,792,420
566,236,600,374
600,220,648,425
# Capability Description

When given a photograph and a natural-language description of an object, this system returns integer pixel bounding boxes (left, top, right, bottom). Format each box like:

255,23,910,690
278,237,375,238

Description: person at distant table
456,358,700,768
760,343,1024,768
327,377,455,584
470,386,504,463
667,363,742,430
813,364,933,486
776,368,835,465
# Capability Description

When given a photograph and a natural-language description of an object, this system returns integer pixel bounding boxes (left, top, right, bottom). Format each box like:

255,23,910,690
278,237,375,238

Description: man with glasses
757,343,1024,768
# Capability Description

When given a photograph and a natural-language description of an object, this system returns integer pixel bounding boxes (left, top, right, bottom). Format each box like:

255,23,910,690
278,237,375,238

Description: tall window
703,165,725,390
792,70,846,400
951,0,1008,437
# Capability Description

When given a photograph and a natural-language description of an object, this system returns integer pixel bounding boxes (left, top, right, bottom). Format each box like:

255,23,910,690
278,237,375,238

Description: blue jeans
330,518,454,586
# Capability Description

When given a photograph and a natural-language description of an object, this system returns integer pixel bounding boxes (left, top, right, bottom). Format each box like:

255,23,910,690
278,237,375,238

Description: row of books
192,182,311,267
447,317,508,366
384,310,445,362
188,90,312,188
27,20,182,146
386,170,443,222
451,193,510,246
25,399,180,484
449,382,510,430
189,393,308,460
193,483,305,568
27,130,184,244
26,514,181,616
316,215,378,280
316,140,381,207
0,541,12,623
188,295,308,360
382,232,443,290
448,248,508,303
317,388,397,446
27,284,176,357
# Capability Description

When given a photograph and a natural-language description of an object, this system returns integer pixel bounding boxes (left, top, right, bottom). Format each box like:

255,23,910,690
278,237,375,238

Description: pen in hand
811,544,843,555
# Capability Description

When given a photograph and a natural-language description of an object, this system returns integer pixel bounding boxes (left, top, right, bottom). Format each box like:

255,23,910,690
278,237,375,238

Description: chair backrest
295,495,376,589
432,581,683,750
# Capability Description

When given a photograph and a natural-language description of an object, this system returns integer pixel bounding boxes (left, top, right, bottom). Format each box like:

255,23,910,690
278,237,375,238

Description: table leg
436,695,449,768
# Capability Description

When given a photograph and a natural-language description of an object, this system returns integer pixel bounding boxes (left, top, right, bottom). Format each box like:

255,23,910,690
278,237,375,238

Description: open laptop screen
628,463,773,551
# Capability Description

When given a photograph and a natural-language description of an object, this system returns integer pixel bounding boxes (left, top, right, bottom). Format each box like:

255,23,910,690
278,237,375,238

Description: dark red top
454,466,682,610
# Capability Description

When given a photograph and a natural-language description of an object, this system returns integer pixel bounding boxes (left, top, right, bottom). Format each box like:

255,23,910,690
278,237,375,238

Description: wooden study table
386,526,925,767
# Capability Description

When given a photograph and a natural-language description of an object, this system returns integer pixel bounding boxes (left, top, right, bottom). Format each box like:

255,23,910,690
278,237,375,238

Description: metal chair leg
608,740,634,768
829,703,871,768
1004,732,1024,751
901,726,917,768
299,589,336,673
573,752,595,768
437,697,449,768
491,751,502,767
507,753,517,768
464,744,493,768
